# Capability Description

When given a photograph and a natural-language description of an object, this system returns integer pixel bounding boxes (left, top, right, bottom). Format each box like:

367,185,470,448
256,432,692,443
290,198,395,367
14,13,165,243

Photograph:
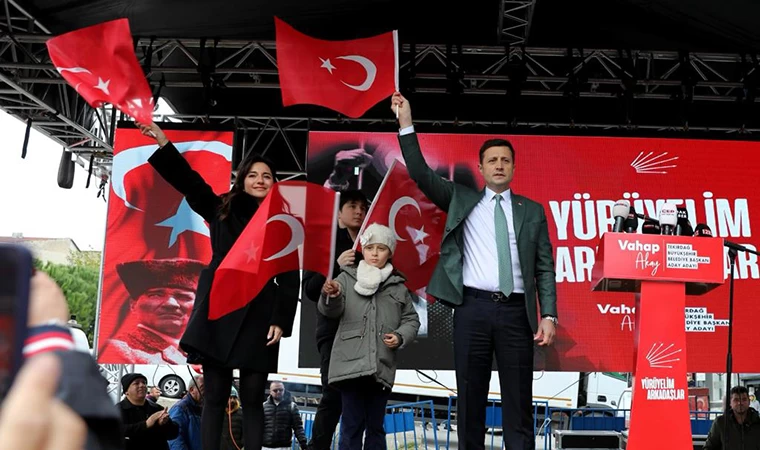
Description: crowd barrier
292,400,439,450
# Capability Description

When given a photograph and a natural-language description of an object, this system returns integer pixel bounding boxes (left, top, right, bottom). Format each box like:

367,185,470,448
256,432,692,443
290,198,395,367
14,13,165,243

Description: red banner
96,127,232,364
304,131,760,372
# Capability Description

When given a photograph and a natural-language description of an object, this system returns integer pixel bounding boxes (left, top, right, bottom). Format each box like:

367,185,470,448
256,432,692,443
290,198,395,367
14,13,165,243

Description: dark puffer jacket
262,396,308,449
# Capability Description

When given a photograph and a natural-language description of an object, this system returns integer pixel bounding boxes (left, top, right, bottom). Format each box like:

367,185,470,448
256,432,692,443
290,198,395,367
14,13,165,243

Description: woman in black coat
137,121,300,450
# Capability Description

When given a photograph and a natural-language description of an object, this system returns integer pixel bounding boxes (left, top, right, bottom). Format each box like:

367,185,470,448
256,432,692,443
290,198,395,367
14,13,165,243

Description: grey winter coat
318,266,420,389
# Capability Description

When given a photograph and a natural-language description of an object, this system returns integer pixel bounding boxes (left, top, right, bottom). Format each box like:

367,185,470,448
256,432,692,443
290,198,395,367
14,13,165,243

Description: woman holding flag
136,121,300,450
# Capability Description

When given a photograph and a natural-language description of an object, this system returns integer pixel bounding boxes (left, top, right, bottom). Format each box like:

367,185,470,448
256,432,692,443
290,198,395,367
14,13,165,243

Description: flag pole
353,158,398,251
393,29,399,119
327,190,340,281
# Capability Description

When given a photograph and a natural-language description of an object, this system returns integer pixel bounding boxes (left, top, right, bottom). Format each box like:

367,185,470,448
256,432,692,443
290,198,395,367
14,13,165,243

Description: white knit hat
359,223,396,255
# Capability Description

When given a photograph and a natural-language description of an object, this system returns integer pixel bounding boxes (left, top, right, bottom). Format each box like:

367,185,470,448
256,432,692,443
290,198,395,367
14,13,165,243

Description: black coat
302,226,361,349
148,142,300,371
220,405,244,450
118,398,179,450
262,397,308,449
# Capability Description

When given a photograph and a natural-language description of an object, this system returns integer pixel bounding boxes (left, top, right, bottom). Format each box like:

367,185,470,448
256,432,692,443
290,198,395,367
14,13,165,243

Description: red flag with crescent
46,18,154,123
355,159,447,302
209,181,339,319
275,16,398,118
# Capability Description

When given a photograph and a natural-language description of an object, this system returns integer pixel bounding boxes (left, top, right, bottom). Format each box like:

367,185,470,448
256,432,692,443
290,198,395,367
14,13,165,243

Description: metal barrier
292,400,439,450
543,408,721,450
445,396,550,450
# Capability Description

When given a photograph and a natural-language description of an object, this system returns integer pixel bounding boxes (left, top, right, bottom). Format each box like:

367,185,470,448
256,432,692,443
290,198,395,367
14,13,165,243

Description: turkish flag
275,17,398,118
209,181,339,319
46,18,154,123
355,159,447,302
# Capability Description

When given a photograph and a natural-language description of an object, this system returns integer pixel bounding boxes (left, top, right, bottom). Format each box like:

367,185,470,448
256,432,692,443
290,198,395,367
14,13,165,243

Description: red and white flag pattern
275,17,398,118
46,18,154,123
355,159,447,302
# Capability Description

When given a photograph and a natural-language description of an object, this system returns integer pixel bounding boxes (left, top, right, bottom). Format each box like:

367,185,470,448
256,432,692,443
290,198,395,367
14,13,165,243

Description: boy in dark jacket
119,373,179,450
321,223,420,450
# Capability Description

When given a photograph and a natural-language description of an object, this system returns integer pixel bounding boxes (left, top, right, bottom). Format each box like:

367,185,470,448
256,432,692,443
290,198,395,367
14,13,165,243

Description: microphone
675,206,694,236
612,200,631,233
658,203,678,235
642,218,661,235
694,223,713,238
623,206,639,233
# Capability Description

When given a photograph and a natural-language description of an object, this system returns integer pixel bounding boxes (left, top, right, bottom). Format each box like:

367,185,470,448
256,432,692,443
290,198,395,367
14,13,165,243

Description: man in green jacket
704,386,760,449
390,92,558,450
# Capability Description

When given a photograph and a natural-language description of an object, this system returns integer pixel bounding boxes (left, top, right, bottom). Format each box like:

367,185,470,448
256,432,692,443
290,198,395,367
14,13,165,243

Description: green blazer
398,132,557,333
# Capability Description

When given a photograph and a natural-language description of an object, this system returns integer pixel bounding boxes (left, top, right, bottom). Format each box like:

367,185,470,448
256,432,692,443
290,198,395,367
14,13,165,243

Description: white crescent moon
57,66,92,75
111,140,232,210
389,196,421,242
336,55,377,91
263,214,305,261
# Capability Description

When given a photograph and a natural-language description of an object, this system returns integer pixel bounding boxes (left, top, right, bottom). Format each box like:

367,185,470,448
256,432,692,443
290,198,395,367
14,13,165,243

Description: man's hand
28,271,69,327
135,121,169,148
383,333,401,349
391,92,413,128
322,280,341,298
0,354,87,450
337,249,356,268
266,325,284,346
146,410,164,428
157,409,170,426
334,148,373,170
534,319,556,347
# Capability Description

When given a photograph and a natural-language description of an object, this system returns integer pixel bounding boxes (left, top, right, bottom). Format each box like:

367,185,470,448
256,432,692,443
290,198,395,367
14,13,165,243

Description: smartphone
0,244,32,401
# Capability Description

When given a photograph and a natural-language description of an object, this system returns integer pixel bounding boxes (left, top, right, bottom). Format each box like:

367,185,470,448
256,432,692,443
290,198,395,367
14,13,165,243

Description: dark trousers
453,293,534,450
201,364,268,450
310,341,343,450
338,377,391,450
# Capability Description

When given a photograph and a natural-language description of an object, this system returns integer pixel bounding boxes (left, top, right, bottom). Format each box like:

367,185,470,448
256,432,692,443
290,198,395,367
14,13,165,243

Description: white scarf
354,260,394,296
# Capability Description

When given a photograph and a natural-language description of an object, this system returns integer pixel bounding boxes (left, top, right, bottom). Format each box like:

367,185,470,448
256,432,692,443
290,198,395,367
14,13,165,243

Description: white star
320,57,336,74
244,241,260,263
94,77,111,96
155,198,210,247
407,225,429,244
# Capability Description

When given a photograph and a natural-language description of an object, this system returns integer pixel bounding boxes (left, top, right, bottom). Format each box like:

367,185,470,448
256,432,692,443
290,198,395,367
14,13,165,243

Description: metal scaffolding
2,0,760,178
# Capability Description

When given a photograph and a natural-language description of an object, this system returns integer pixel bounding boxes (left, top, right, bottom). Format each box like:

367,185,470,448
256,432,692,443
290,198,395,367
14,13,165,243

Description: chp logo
630,151,679,174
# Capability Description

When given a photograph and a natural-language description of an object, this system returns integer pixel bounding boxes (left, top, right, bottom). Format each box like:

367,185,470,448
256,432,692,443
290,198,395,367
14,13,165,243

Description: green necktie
494,194,514,296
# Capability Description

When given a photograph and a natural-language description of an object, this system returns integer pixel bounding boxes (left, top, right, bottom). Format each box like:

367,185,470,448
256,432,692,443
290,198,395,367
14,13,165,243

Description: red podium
591,233,725,450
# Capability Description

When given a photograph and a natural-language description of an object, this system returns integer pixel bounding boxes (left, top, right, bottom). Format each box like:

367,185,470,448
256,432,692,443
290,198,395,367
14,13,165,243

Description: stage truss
2,0,760,180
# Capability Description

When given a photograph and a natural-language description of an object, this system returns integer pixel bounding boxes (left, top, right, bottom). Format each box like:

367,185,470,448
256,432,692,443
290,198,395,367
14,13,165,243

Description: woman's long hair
218,154,278,220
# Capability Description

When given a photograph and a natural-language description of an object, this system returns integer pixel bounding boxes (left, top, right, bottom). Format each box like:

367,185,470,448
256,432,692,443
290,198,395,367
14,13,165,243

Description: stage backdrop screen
96,127,232,364
300,130,760,373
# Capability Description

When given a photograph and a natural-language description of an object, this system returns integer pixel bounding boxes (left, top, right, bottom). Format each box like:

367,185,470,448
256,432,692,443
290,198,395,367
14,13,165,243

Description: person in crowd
390,92,558,450
750,393,760,412
101,258,205,365
302,189,369,450
148,386,163,403
221,387,244,450
169,375,204,450
119,372,179,450
0,271,122,450
137,121,300,450
704,385,760,449
262,381,308,450
320,223,420,450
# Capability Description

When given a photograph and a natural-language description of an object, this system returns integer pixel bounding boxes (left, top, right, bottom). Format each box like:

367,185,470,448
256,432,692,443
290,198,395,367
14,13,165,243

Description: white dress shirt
462,187,524,293
399,125,524,294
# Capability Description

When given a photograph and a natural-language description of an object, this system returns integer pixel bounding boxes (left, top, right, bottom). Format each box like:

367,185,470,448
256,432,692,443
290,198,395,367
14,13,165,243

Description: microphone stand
721,240,760,448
